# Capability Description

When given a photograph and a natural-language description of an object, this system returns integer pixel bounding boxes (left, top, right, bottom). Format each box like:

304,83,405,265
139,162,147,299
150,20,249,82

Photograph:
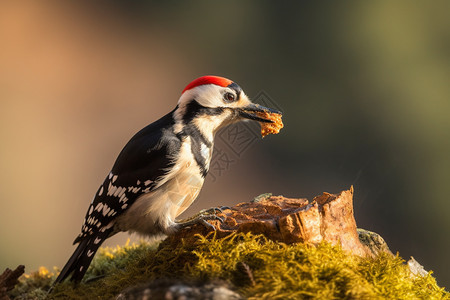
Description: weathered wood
166,187,388,257
0,265,25,300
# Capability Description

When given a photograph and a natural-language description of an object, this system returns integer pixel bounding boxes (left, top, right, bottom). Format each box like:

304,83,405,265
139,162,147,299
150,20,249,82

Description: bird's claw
176,210,225,231
199,206,230,215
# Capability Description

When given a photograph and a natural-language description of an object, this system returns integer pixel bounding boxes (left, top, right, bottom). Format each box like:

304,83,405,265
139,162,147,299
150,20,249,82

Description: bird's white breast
115,136,207,236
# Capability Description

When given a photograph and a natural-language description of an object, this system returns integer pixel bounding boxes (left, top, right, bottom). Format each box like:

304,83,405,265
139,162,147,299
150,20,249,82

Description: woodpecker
53,75,281,285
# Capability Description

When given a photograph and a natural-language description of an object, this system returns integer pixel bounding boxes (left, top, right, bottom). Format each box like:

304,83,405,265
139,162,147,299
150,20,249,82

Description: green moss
10,233,449,299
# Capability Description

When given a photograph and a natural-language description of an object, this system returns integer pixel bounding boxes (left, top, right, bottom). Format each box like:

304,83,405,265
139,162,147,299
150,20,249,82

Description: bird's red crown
182,75,233,94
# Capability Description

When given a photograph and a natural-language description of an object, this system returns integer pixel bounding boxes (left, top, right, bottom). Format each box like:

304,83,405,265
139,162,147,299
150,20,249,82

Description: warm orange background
1,1,449,287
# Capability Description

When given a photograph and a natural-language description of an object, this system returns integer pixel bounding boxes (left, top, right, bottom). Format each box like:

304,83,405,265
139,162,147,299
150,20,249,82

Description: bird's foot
176,207,227,231
198,206,230,215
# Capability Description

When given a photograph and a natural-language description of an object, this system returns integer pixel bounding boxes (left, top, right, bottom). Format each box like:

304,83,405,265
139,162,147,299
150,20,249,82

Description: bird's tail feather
51,231,110,291
69,237,105,283
52,238,90,286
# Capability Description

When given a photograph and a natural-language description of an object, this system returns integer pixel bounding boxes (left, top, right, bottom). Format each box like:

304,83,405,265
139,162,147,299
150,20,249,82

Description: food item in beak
256,111,284,137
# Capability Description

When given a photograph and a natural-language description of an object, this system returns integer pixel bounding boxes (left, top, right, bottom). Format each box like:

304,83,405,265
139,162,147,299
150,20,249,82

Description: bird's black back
74,108,181,244
53,109,184,286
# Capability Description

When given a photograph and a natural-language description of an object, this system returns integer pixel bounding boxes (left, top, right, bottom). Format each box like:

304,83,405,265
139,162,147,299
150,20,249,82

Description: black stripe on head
179,100,215,148
182,100,224,124
227,82,242,101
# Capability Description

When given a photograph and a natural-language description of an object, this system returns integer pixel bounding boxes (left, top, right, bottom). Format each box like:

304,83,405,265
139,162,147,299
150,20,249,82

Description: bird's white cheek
193,111,232,141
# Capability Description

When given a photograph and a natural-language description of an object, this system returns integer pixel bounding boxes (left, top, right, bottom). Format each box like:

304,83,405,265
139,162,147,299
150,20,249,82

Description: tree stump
165,187,388,257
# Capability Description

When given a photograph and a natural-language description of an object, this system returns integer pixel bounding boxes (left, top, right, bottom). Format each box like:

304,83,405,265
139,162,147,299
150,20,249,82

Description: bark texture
167,187,382,257
0,265,25,300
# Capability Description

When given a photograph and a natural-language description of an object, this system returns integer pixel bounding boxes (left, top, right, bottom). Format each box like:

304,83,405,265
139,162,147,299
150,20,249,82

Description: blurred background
1,0,449,288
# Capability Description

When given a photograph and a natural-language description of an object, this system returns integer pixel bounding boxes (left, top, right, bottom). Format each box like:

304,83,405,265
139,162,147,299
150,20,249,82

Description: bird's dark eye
223,92,236,103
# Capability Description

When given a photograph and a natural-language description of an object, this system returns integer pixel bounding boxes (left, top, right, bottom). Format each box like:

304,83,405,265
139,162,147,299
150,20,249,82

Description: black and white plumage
53,75,280,285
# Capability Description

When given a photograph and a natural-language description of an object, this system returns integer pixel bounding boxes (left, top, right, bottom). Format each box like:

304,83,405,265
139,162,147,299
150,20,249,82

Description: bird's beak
238,103,282,123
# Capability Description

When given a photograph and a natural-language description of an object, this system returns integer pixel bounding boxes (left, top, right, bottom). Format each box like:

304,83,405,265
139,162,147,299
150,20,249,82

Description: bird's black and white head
173,75,280,142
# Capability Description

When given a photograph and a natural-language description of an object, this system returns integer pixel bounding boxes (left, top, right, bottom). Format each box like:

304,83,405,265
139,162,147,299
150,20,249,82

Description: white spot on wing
113,186,124,197
102,205,111,216
99,186,104,196
95,203,104,212
119,194,127,203
127,186,141,193
107,183,117,196
94,237,102,244
112,175,118,183
121,203,128,209
87,250,94,257
144,180,152,186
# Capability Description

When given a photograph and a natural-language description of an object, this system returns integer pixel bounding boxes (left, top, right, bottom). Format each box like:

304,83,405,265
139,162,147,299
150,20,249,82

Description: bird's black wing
53,110,182,285
74,111,181,244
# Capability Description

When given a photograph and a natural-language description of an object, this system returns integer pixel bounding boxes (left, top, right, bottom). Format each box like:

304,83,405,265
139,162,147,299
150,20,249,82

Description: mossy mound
9,233,449,299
